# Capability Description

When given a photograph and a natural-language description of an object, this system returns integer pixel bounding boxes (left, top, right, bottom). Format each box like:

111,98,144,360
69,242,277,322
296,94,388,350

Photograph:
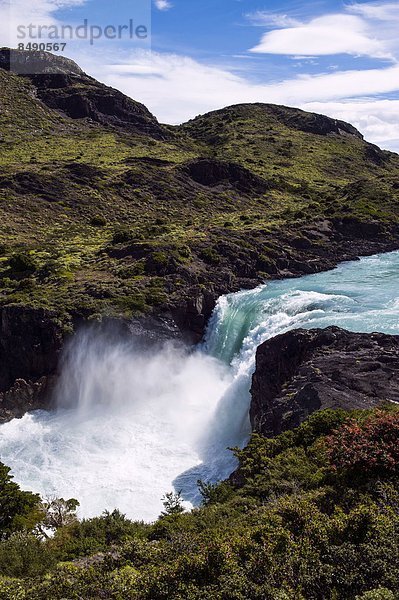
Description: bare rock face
0,377,56,423
0,306,65,421
250,326,399,437
263,104,363,138
0,48,168,139
30,74,167,138
183,159,270,194
0,47,84,75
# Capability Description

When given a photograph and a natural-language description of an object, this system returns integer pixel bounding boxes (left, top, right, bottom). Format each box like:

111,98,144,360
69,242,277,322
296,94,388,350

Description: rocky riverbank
250,326,399,437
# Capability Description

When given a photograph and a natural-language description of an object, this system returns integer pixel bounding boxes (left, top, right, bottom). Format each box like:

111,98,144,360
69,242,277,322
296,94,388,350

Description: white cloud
303,99,399,148
154,0,172,11
246,11,301,28
250,13,393,59
348,2,399,22
95,51,399,117
0,0,85,46
270,64,399,102
88,50,399,151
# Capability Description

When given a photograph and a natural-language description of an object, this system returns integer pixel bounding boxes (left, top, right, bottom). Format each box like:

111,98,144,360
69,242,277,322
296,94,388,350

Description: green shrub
197,480,234,506
26,563,111,600
0,463,40,538
112,227,132,244
0,577,25,600
151,251,168,266
90,215,107,227
76,510,148,547
146,287,167,306
117,294,146,314
54,509,150,561
160,492,185,517
356,589,395,600
9,252,37,274
0,533,55,578
117,261,145,278
200,247,220,265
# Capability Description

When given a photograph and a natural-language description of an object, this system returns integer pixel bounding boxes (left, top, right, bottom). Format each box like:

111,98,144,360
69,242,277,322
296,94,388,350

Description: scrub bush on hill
0,533,55,578
51,509,150,561
0,463,41,539
326,410,399,476
8,252,38,274
356,590,396,600
0,578,26,600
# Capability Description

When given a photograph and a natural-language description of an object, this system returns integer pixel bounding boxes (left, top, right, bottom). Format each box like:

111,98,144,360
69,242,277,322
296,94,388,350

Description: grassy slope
180,104,399,223
0,67,398,329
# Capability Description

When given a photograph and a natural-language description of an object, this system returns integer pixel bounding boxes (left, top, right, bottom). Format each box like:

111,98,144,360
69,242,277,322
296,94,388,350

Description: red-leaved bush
326,410,399,476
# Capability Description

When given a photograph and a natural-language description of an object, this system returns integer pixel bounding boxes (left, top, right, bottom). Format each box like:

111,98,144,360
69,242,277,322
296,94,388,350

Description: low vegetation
1,405,398,599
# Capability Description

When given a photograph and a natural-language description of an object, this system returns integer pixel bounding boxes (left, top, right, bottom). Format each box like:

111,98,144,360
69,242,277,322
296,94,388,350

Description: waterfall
0,250,398,520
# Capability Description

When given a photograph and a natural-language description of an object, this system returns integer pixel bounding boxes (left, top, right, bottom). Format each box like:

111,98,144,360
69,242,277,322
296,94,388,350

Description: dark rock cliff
250,326,399,437
242,103,364,139
0,48,168,138
0,306,65,422
30,73,167,138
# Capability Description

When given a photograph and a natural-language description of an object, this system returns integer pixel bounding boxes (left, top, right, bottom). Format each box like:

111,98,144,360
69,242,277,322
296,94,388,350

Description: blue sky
2,0,399,150
151,1,389,72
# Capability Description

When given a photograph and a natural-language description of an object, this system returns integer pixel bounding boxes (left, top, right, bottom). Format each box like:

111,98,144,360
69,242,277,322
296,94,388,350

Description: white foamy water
0,251,398,520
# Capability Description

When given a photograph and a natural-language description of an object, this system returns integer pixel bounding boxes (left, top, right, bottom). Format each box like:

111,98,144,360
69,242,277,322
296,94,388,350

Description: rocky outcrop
0,47,84,75
171,288,217,344
183,159,270,193
0,377,56,423
263,103,363,138
0,48,168,139
31,74,167,138
250,326,399,437
0,306,65,421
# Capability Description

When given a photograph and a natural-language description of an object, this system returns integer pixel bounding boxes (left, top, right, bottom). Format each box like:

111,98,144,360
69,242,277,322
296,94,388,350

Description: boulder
250,326,399,436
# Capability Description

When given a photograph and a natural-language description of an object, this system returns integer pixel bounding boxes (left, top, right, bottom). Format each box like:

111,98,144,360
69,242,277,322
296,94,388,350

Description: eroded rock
250,326,399,436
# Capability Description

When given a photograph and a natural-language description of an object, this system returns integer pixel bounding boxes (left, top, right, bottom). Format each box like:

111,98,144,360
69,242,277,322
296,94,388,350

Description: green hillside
0,50,398,334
